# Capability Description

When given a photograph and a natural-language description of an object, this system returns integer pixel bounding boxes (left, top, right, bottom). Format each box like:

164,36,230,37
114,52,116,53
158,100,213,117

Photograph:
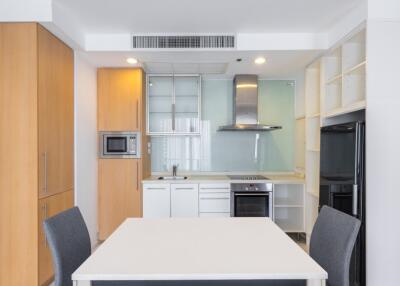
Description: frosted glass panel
175,76,200,133
151,80,295,172
148,76,173,133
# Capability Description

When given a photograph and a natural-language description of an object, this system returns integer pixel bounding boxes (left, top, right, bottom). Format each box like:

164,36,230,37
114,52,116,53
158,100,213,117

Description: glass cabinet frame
146,74,201,135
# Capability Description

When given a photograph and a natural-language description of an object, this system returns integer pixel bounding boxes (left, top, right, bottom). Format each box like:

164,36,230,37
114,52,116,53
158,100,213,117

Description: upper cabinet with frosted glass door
147,74,201,135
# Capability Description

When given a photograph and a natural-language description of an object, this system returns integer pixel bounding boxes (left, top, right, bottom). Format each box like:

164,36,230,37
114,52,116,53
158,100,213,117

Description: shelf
325,74,342,85
324,48,342,80
274,207,304,233
342,30,366,71
323,100,366,119
296,115,306,120
274,205,304,208
343,61,366,75
274,184,304,207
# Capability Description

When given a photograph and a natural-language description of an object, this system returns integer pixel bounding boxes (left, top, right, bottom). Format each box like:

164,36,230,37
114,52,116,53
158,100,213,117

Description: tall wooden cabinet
98,68,150,240
0,23,74,286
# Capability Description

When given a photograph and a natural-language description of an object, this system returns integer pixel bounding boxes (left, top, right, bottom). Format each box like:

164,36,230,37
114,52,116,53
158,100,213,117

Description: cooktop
228,175,270,180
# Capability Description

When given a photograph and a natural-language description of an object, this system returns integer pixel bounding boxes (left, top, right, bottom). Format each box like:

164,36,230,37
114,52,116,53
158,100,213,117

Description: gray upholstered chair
310,206,361,286
43,207,91,286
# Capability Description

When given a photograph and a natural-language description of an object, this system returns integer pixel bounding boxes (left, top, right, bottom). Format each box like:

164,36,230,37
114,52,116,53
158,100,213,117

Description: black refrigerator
319,121,365,286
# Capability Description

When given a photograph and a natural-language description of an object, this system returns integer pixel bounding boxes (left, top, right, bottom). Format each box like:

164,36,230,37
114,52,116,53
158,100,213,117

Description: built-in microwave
99,131,141,158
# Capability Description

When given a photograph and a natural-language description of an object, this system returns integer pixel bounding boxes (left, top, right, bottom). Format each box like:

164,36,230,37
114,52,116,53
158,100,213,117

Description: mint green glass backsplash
150,80,295,172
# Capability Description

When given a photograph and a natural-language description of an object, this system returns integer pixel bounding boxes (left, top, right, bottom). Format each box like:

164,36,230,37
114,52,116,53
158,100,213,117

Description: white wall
74,52,98,247
366,0,400,285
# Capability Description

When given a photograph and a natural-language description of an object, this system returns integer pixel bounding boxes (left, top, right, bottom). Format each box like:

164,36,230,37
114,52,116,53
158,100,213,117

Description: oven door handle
234,193,270,196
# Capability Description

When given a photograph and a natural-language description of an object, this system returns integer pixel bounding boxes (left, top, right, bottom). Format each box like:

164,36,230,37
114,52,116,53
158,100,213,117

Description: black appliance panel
106,137,128,153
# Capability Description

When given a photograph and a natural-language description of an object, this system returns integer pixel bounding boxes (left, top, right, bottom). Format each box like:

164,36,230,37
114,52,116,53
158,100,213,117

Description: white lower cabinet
143,181,305,229
171,184,199,217
143,184,171,218
143,182,231,218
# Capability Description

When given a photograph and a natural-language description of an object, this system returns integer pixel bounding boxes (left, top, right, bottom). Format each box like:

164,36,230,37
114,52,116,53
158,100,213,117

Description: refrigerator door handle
353,184,358,216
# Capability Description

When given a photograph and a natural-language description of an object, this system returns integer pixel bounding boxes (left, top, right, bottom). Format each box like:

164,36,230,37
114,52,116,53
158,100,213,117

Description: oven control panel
231,183,272,192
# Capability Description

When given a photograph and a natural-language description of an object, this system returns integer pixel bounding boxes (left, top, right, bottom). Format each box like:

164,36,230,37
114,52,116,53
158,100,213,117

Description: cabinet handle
200,188,230,190
172,103,175,131
174,188,195,190
42,152,47,193
136,161,139,191
43,203,48,247
136,100,139,130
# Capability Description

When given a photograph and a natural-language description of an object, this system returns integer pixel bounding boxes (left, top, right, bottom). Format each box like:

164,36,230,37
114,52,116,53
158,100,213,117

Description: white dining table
72,218,327,286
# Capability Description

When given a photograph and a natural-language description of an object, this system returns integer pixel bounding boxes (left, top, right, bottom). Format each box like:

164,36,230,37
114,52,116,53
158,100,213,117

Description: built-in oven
231,183,273,218
99,131,141,158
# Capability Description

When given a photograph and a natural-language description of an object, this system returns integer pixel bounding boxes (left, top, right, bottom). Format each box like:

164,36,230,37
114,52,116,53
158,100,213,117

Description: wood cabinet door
98,159,141,240
38,25,74,198
38,190,74,286
97,69,143,131
0,23,39,286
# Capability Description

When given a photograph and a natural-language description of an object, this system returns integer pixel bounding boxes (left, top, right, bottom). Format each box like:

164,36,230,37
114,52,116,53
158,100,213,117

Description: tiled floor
288,233,309,253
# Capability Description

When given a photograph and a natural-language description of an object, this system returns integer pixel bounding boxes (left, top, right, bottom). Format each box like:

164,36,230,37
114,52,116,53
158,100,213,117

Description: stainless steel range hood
218,75,282,131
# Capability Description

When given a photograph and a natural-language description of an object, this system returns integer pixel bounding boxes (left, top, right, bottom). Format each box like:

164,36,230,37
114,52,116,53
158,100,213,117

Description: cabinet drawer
199,183,230,192
199,196,230,213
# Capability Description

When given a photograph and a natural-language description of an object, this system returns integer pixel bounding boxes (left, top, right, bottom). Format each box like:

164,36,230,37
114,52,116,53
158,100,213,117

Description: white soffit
85,33,328,52
80,50,319,78
144,62,228,74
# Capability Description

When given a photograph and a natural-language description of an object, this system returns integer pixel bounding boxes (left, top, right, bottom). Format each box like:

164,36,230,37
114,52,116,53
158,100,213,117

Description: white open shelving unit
274,184,305,233
321,29,366,119
297,26,366,244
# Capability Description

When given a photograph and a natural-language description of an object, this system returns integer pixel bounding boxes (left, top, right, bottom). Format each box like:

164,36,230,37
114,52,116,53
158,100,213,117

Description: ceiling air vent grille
132,35,235,49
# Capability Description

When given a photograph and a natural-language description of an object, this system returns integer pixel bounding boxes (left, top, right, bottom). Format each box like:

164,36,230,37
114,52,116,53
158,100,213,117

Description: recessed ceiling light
126,57,138,64
254,57,266,65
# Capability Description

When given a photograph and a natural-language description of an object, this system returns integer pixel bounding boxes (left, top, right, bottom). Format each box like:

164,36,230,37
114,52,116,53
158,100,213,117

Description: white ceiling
51,0,364,76
55,0,363,34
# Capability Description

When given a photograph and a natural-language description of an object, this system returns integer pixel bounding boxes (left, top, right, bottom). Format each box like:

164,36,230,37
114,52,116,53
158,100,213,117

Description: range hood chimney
218,75,282,131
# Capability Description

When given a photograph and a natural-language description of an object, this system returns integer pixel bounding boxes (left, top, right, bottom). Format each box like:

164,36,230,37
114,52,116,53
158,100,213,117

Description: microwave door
106,136,127,154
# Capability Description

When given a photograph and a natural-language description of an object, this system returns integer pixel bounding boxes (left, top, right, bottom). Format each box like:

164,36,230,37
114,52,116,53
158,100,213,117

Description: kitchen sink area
157,176,188,180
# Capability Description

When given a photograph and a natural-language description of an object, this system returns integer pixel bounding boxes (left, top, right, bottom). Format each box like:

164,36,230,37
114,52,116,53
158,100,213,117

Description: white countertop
72,218,326,283
143,173,305,184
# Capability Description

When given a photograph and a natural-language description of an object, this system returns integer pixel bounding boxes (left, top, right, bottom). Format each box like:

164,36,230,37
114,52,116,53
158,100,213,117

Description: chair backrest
310,206,361,286
43,207,91,286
